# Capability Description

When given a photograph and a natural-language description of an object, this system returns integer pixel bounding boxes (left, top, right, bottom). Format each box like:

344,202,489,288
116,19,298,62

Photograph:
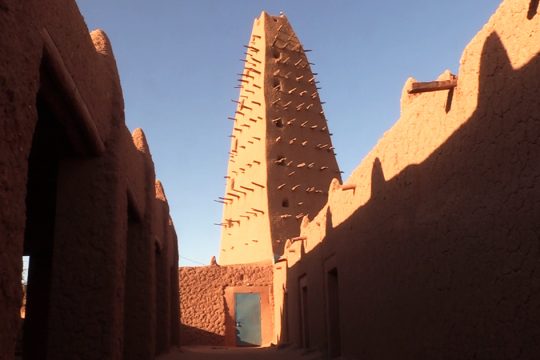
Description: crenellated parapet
287,0,540,253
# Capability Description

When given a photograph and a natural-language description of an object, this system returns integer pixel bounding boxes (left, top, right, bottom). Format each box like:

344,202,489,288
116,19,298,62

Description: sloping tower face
219,12,341,265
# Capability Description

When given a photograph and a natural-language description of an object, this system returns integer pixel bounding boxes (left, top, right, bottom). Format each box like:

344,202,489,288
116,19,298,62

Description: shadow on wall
282,31,540,359
528,0,539,19
180,324,224,346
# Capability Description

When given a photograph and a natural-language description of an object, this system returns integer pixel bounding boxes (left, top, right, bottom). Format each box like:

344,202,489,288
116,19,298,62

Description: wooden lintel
408,79,458,94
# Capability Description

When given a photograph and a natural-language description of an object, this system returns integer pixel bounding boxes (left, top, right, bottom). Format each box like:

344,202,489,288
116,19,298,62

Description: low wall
179,264,273,346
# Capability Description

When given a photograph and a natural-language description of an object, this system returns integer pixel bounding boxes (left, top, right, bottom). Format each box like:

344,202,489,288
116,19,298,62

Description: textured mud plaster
180,264,273,346
275,0,540,359
0,1,179,359
219,12,340,265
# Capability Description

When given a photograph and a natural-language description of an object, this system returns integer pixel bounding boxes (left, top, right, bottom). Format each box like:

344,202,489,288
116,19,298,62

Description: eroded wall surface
276,0,540,358
0,1,179,359
179,264,273,346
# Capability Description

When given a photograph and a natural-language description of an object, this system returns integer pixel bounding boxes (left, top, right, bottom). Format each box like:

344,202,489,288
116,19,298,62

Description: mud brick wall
0,1,179,358
179,264,273,346
219,12,340,266
276,0,540,358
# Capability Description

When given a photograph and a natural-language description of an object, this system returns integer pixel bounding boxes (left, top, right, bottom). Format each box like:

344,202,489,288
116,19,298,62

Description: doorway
299,275,309,348
326,268,341,358
22,83,67,359
234,293,261,346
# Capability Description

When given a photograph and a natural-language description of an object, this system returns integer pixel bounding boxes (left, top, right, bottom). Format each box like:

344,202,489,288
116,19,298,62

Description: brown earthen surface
219,12,340,265
180,264,273,347
157,346,323,360
0,1,179,359
274,0,540,358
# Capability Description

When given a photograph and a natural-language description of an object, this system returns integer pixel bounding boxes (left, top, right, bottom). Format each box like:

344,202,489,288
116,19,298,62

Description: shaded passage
157,346,322,360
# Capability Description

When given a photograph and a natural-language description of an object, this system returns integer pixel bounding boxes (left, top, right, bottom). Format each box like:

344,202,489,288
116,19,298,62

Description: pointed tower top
218,12,340,265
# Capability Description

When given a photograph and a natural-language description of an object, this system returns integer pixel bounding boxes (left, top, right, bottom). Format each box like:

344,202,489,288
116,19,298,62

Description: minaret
218,12,341,265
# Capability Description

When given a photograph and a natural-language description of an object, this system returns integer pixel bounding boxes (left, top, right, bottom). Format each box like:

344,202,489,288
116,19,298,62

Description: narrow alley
3,1,540,360
158,346,322,360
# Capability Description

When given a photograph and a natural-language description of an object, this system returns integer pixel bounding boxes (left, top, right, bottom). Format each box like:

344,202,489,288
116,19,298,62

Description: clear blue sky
75,0,501,266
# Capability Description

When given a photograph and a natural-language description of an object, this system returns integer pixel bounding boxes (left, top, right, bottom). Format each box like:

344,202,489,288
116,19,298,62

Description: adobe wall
219,14,273,265
0,1,179,359
180,264,273,346
263,13,341,257
276,0,540,358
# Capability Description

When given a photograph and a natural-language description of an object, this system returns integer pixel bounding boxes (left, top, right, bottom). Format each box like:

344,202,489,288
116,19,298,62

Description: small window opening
272,77,281,90
272,47,281,59
282,199,289,208
299,276,310,348
326,268,341,357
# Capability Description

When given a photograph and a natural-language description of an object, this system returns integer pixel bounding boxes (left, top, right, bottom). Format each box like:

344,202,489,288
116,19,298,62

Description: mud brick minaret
218,12,341,265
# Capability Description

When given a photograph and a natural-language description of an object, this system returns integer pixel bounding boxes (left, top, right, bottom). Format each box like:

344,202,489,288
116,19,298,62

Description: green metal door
235,293,261,346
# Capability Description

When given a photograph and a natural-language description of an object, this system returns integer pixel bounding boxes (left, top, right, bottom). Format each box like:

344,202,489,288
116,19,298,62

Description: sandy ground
157,346,324,360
